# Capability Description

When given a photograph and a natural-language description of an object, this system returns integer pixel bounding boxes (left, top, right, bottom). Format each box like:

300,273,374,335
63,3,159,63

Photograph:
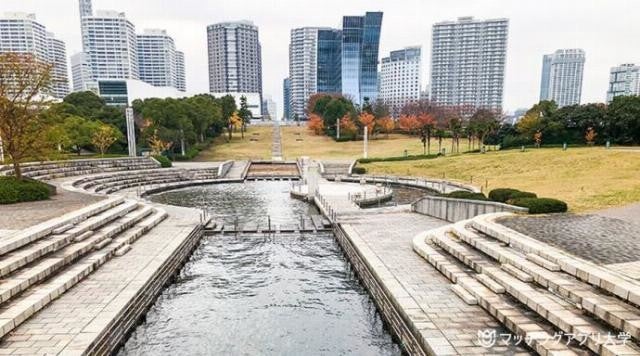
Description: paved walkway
0,203,202,355
271,122,283,161
596,202,640,225
223,160,249,179
0,187,104,230
498,214,640,265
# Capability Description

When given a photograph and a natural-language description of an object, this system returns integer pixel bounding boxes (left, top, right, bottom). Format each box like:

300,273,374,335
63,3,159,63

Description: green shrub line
488,188,537,203
152,155,172,168
437,187,569,214
358,154,439,164
0,177,51,204
351,167,367,175
509,197,568,214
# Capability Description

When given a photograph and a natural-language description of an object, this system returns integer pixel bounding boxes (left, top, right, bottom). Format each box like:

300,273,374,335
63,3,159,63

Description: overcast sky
3,0,639,115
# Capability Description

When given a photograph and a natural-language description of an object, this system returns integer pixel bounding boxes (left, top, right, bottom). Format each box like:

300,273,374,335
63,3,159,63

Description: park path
271,121,283,161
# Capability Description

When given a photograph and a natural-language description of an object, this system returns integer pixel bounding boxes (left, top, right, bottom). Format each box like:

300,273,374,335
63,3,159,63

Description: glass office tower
341,12,383,106
317,29,342,94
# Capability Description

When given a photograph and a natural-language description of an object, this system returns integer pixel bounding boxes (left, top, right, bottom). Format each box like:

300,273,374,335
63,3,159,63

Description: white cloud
3,0,638,114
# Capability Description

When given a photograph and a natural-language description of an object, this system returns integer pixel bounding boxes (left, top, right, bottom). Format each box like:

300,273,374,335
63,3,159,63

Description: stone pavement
223,160,249,179
272,122,283,161
0,203,202,355
596,202,640,225
339,212,530,355
498,214,640,265
0,188,104,230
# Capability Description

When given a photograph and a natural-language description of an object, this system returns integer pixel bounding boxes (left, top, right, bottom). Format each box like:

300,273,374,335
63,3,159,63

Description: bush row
0,177,51,204
152,155,172,168
358,154,439,164
440,187,568,214
170,139,213,161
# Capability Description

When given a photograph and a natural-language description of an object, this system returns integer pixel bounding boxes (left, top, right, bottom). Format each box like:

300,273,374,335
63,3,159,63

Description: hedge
488,188,537,203
351,166,366,174
153,155,172,168
358,154,438,164
440,191,488,201
0,177,51,204
509,197,568,214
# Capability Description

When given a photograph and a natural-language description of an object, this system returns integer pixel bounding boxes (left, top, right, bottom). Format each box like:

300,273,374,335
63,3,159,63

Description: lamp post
125,107,136,157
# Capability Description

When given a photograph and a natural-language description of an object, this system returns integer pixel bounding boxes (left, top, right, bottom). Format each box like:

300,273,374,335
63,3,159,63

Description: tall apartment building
175,51,186,91
539,49,585,107
70,52,93,92
379,46,422,117
283,78,291,120
606,64,640,103
137,29,185,91
342,12,383,106
0,12,70,98
430,16,508,113
207,20,262,97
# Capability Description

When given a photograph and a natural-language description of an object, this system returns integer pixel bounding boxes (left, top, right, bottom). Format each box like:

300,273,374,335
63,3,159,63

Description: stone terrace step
74,168,185,188
91,171,187,191
0,205,166,339
0,197,124,256
438,223,640,354
471,214,640,307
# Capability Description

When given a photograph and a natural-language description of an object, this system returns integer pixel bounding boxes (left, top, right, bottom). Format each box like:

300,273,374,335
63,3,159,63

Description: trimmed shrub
509,197,568,214
351,166,366,175
441,191,487,201
0,177,51,204
488,188,537,203
153,155,172,168
358,154,438,164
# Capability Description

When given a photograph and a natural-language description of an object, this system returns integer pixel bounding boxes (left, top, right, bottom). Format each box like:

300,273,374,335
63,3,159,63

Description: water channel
118,181,402,355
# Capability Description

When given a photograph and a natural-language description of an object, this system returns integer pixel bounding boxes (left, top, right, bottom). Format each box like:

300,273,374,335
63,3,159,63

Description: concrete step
0,197,124,257
102,177,191,194
452,222,640,341
0,205,164,339
0,200,138,279
0,206,153,305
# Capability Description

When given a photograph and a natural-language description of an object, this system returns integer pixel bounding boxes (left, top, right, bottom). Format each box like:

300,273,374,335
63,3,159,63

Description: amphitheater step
501,263,533,282
450,284,477,305
526,253,561,271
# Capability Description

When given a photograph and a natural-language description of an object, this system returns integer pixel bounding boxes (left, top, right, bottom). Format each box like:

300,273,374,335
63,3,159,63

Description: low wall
333,225,427,356
412,196,528,222
89,225,204,355
334,175,479,194
217,160,234,178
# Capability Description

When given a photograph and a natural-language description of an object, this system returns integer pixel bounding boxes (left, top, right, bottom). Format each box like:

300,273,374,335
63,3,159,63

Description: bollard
268,215,271,231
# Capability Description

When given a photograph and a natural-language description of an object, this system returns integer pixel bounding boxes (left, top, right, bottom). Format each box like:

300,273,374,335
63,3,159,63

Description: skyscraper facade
607,64,640,103
207,20,262,96
175,51,186,92
80,9,138,80
317,29,342,94
539,49,585,107
137,29,185,91
379,46,422,117
0,12,70,98
430,17,508,113
341,12,383,106
283,78,291,120
71,52,93,92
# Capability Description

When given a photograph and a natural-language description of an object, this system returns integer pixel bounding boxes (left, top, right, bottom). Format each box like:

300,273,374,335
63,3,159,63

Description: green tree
238,95,252,139
92,124,123,156
607,95,640,144
62,116,100,155
470,109,499,147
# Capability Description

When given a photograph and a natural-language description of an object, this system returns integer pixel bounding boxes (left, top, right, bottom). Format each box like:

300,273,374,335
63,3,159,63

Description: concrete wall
412,196,528,222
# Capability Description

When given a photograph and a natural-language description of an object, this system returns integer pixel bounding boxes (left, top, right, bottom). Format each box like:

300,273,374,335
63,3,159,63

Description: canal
118,181,402,355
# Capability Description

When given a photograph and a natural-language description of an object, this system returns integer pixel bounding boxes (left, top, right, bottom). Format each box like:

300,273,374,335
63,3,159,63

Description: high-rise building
70,52,94,92
430,16,508,113
137,29,185,91
341,12,383,106
0,12,70,98
317,29,342,94
207,20,262,96
606,64,640,103
379,46,422,117
175,51,186,92
539,49,585,107
262,96,277,120
283,78,291,120
80,5,138,82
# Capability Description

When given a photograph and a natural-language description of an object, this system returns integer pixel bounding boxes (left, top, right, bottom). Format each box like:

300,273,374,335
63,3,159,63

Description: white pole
125,107,136,157
0,135,4,163
336,119,340,139
363,125,368,159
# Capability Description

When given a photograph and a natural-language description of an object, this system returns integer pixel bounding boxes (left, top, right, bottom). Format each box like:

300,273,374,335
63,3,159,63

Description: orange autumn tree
398,114,420,135
339,115,357,137
376,116,395,138
358,112,375,136
307,114,325,135
585,127,597,146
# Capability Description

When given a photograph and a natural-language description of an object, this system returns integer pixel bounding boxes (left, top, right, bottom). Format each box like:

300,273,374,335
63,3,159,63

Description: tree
62,116,100,155
376,116,395,138
308,114,324,135
533,130,543,148
470,109,499,147
238,95,252,139
92,124,122,156
517,110,544,142
339,115,358,137
218,95,237,140
606,95,640,144
447,115,463,153
229,112,243,132
148,129,173,155
0,53,54,179
585,127,597,146
417,113,436,155
358,112,375,136
398,115,420,135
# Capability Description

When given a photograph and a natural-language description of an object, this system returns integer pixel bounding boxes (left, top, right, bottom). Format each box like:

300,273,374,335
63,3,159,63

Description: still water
118,181,402,356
